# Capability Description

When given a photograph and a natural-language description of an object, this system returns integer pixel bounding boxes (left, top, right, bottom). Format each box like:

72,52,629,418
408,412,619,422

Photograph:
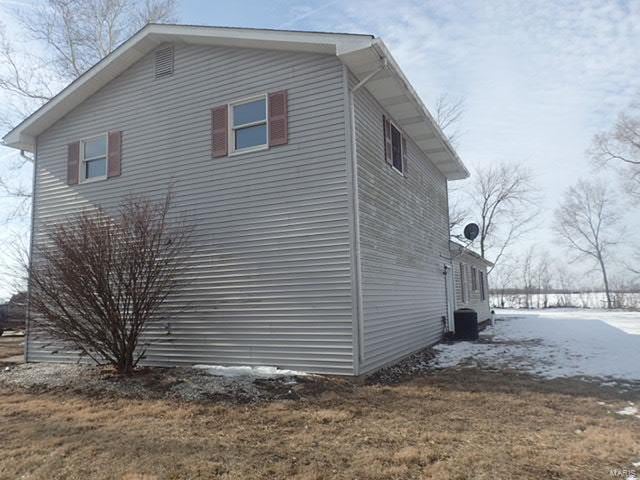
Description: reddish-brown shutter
382,115,392,165
107,131,122,178
211,105,228,157
268,90,288,147
401,135,408,175
67,142,80,185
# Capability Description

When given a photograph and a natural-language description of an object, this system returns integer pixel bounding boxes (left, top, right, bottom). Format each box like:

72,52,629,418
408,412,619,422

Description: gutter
345,56,388,373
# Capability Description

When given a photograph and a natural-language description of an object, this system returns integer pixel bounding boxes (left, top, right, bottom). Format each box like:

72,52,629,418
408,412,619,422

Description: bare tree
448,184,469,234
27,193,191,374
520,245,536,309
590,103,640,202
555,264,575,307
434,93,465,146
490,257,518,308
535,252,552,308
553,180,621,309
0,0,177,218
466,162,539,272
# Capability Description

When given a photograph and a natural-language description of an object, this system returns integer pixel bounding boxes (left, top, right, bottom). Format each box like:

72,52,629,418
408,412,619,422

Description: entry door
445,264,456,332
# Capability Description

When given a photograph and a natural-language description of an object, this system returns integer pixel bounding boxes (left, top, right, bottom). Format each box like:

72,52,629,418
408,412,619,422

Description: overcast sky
1,0,639,299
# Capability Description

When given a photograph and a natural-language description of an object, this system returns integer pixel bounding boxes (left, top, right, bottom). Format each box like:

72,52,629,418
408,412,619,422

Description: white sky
1,0,639,299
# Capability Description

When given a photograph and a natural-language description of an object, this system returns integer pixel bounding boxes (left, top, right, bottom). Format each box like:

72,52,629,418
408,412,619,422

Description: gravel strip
0,363,343,403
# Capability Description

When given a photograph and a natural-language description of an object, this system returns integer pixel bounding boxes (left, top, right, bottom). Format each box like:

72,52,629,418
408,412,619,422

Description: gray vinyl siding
29,44,355,374
453,254,491,322
351,74,450,374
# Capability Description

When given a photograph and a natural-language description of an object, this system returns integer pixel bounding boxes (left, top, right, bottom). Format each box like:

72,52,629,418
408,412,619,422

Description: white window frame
228,94,269,156
79,133,108,183
388,120,404,176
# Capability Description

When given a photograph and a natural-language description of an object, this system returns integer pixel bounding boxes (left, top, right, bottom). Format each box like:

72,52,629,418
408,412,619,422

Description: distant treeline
489,288,640,295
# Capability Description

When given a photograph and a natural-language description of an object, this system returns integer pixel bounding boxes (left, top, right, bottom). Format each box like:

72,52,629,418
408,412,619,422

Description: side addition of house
3,24,470,376
449,240,492,325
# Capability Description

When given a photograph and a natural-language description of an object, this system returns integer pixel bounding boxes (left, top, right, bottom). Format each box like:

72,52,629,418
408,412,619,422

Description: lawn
0,310,639,480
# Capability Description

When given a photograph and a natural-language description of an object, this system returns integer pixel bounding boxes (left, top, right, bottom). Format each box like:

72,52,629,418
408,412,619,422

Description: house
448,241,492,326
3,24,469,376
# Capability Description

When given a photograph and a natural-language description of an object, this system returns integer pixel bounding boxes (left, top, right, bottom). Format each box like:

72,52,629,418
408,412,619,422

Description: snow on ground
193,365,308,378
617,404,640,418
433,308,640,383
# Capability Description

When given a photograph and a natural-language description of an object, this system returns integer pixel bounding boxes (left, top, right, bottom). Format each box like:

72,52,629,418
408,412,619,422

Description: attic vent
154,46,174,78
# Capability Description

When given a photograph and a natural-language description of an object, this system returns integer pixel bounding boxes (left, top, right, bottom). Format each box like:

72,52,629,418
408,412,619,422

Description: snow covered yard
434,308,640,387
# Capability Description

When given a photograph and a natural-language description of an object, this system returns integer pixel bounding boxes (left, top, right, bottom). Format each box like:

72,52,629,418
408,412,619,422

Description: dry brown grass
0,368,639,480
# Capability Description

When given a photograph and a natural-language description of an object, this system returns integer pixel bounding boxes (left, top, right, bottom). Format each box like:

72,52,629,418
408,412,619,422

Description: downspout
24,146,37,363
345,57,387,373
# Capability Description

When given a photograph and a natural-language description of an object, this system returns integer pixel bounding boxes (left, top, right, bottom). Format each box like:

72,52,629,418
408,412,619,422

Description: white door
445,264,456,332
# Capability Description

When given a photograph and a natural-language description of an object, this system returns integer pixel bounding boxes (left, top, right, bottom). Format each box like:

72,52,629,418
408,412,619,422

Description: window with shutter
217,90,289,157
68,131,122,184
383,115,405,174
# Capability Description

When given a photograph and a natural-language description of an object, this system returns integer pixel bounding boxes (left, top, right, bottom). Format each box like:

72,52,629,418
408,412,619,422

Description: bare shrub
27,193,191,374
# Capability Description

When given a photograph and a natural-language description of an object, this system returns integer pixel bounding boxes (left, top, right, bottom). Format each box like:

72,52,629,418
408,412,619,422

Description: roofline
449,240,494,267
2,24,469,179
148,22,376,39
3,24,374,149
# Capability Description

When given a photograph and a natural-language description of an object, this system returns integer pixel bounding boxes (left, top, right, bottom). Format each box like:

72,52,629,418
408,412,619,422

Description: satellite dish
463,223,479,241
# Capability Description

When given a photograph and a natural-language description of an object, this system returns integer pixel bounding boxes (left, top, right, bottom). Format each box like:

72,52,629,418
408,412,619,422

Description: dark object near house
0,303,8,336
454,308,479,340
463,223,479,241
0,292,27,335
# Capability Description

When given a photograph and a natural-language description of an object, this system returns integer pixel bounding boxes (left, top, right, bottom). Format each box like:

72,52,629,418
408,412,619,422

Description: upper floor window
82,135,107,181
230,96,267,153
390,123,403,172
383,115,406,174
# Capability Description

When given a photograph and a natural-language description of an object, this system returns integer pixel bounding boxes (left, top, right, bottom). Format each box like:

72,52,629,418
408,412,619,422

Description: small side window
459,262,465,303
480,271,486,301
471,267,478,291
230,96,267,153
81,135,107,181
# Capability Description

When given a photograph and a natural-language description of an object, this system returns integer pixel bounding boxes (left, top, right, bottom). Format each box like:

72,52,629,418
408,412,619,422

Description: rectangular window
471,267,478,291
230,96,267,153
459,263,465,303
390,123,403,172
81,135,107,181
480,271,486,301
